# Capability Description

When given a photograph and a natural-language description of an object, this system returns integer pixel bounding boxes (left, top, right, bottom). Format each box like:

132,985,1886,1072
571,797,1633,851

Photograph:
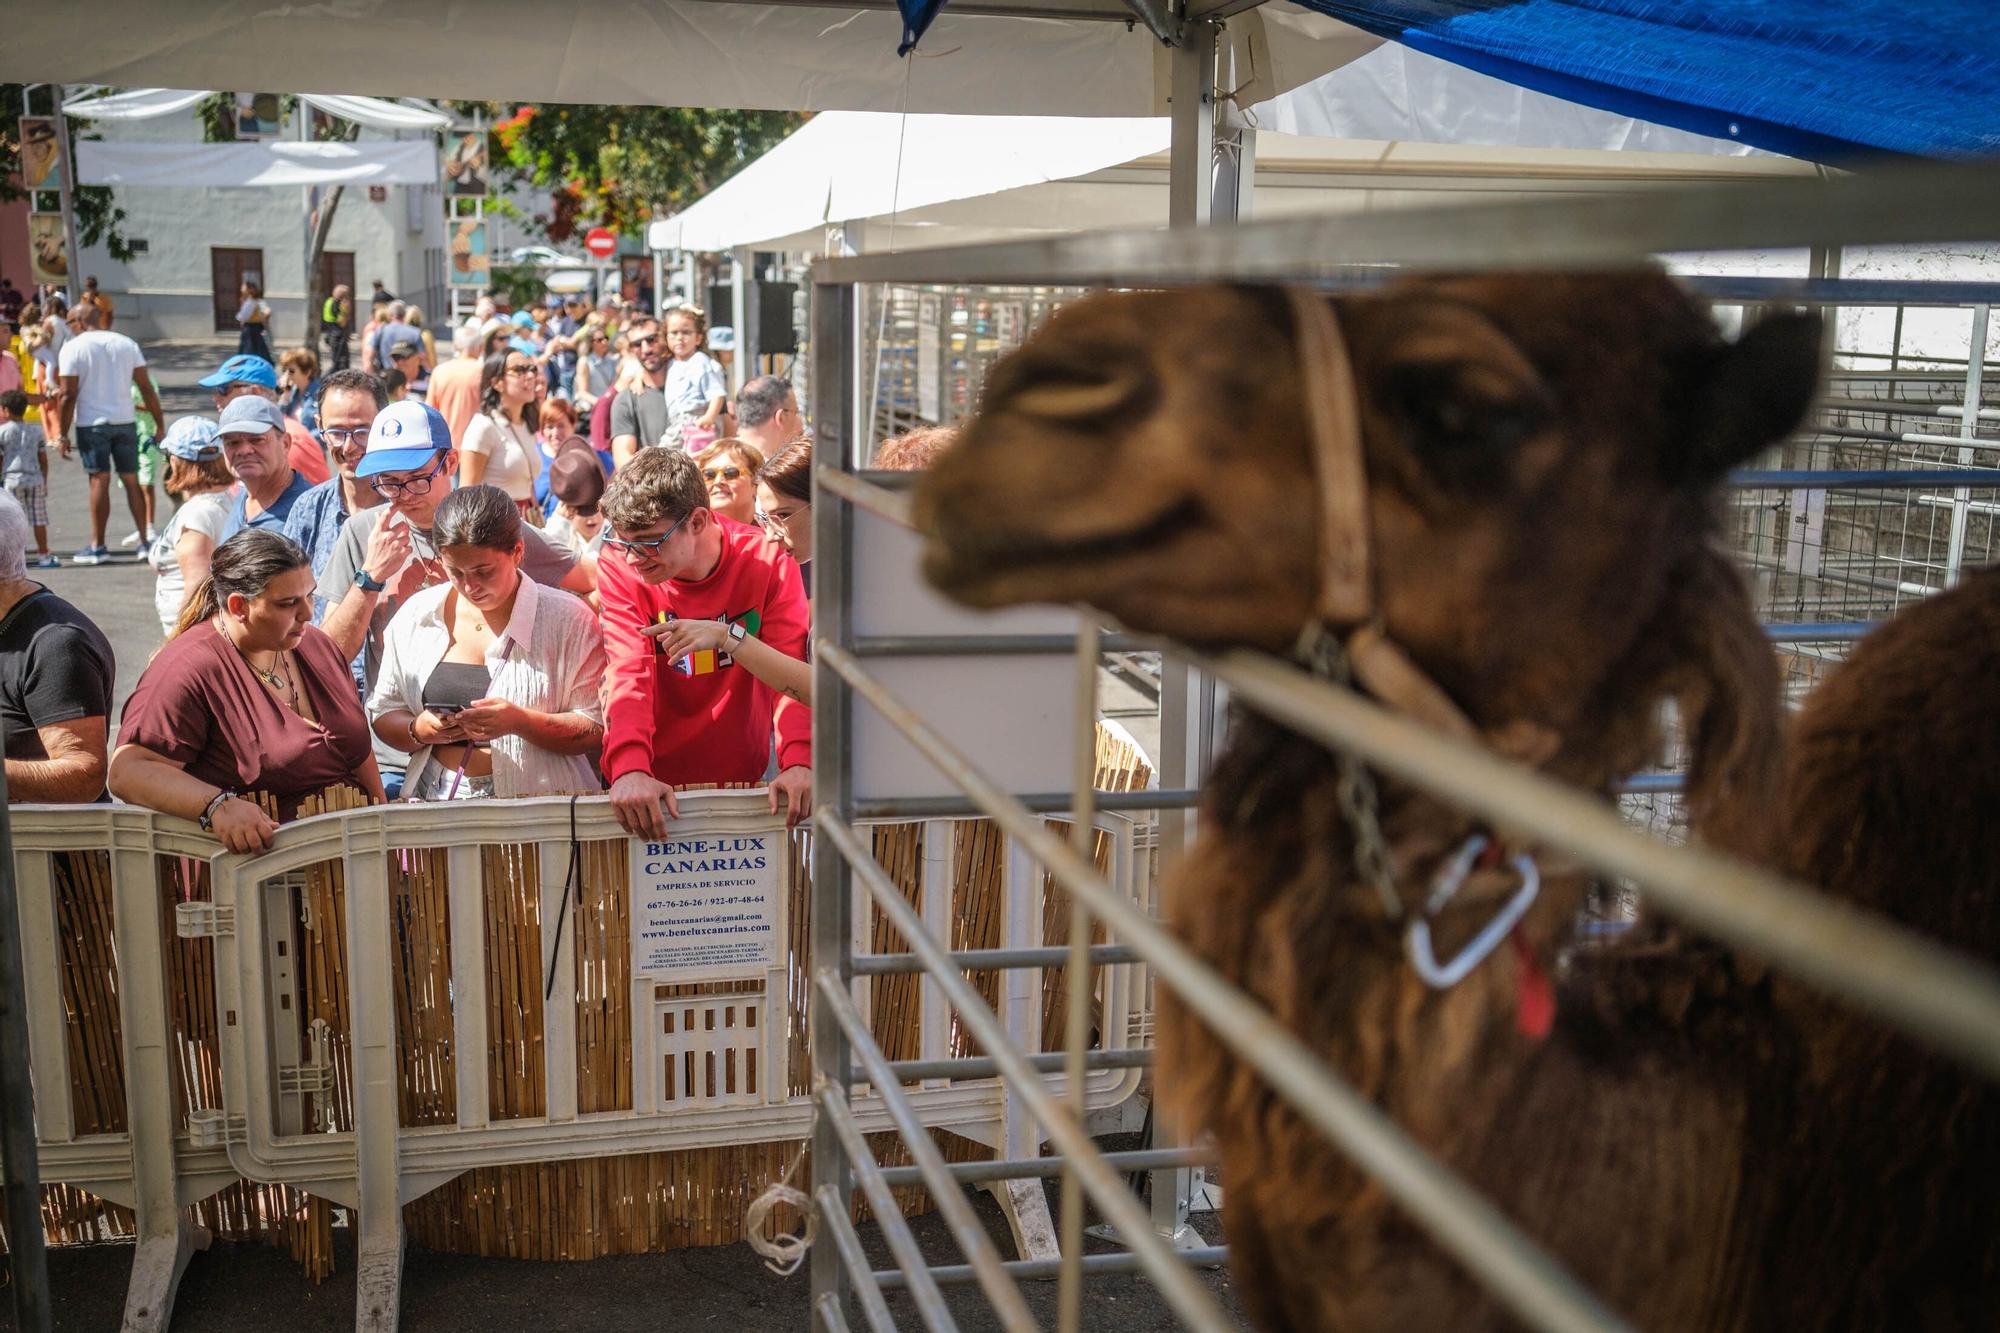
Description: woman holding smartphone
367,484,605,799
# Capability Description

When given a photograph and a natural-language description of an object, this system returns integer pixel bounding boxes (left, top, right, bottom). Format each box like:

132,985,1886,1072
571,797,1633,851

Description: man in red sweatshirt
599,447,811,837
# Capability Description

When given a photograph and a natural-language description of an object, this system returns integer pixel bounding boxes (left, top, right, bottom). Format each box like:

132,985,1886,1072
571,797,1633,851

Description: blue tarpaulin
1284,1,2000,162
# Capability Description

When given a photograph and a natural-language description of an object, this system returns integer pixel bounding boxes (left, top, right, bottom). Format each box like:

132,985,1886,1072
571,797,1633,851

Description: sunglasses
604,509,693,559
628,335,660,349
505,363,539,377
368,451,451,498
703,466,743,483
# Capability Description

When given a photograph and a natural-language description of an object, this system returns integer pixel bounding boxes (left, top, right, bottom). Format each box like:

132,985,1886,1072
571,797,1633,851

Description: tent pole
731,246,751,395
49,86,83,305
1167,21,1218,226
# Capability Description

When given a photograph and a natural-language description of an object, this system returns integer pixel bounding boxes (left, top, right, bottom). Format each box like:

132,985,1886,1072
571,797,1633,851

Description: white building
74,105,449,345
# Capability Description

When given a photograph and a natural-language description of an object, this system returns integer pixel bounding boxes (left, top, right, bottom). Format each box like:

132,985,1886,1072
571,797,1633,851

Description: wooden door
318,250,355,307
211,247,264,333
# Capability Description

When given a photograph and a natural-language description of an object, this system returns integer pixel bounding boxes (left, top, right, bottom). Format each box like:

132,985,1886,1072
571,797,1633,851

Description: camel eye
1383,362,1547,467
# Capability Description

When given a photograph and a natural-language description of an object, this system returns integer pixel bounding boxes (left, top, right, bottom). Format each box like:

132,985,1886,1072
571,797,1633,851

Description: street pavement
11,341,1236,1330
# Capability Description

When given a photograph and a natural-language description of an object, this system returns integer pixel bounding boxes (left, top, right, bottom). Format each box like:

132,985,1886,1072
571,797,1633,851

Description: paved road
13,341,1236,1330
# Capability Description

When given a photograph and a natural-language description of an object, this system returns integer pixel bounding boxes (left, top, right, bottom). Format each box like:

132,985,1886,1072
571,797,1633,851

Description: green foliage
484,262,552,312
3,85,134,262
449,103,801,245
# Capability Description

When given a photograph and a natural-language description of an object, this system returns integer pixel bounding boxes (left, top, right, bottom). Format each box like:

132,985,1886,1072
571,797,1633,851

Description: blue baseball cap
355,399,452,478
197,353,280,391
160,417,224,461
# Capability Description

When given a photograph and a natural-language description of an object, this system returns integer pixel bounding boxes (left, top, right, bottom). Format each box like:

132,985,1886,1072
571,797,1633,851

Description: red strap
1510,928,1555,1040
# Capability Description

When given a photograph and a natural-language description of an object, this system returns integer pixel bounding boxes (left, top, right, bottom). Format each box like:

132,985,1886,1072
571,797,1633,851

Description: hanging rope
744,1132,817,1275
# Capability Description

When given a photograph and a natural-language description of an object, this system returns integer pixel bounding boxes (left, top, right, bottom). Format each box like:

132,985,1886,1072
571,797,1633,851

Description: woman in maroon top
111,529,382,851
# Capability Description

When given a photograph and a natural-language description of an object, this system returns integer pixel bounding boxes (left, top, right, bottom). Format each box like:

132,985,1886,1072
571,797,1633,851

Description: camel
913,274,1830,1328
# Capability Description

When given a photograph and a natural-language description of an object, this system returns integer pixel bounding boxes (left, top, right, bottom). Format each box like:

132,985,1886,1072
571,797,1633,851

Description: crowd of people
0,277,863,850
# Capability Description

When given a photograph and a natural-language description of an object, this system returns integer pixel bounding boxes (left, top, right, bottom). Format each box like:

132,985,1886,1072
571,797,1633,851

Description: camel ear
1661,547,1787,862
1681,312,1824,476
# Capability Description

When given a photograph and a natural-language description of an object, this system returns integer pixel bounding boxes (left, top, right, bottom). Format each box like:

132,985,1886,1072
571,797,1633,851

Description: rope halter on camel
1284,288,1546,995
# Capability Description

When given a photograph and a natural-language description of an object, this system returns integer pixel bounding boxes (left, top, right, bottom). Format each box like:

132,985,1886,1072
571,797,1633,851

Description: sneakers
31,555,59,569
119,529,158,548
71,545,109,565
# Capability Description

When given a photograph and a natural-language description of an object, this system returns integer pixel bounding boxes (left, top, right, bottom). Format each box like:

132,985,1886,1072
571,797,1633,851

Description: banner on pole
445,128,489,197
17,117,60,191
28,215,68,287
449,218,489,288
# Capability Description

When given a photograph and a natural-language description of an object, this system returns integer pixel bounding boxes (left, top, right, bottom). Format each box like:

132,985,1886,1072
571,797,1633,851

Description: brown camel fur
915,274,1826,1328
1746,568,2000,1329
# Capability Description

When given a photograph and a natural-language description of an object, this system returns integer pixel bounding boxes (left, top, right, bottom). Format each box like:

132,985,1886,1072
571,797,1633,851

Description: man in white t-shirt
55,303,163,565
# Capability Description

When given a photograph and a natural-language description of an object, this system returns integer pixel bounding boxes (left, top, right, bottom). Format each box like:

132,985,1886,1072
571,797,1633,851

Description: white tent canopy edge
1,1,1374,118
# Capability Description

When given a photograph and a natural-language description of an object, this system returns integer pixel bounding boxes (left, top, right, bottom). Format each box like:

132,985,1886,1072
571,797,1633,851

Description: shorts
8,482,46,527
408,758,494,801
75,422,140,477
136,438,163,488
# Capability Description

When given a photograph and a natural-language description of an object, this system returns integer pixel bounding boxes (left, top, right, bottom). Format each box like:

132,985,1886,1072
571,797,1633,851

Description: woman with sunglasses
574,327,619,413
690,437,766,527
459,349,541,515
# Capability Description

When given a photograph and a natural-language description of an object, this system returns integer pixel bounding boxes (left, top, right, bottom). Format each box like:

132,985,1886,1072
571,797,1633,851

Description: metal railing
806,161,2000,1331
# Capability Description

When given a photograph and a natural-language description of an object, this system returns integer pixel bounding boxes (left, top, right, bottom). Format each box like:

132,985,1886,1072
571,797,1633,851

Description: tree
197,94,357,343
452,103,801,244
3,85,137,267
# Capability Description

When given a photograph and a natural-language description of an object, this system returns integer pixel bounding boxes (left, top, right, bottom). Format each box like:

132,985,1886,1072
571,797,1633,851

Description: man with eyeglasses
316,400,592,796
598,448,811,837
283,369,389,600
197,352,332,487
608,316,671,468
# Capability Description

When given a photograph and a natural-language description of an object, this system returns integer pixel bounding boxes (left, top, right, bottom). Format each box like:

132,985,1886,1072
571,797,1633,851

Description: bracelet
199,789,236,833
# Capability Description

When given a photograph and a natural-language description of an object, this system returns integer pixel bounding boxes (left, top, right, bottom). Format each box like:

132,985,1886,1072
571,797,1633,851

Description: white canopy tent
5,1,1375,119
74,139,439,188
59,87,452,132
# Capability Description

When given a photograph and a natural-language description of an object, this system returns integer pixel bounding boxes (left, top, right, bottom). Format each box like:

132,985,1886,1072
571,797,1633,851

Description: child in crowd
0,390,54,567
660,305,727,452
543,447,607,557
384,367,410,402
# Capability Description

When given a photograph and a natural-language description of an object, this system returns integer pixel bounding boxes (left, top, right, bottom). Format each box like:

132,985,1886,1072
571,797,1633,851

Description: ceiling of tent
5,0,1374,117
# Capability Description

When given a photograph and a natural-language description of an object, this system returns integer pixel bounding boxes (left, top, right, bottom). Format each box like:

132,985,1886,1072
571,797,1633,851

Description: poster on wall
443,128,490,196
234,92,283,139
448,218,490,287
28,215,68,287
628,826,784,981
17,117,60,191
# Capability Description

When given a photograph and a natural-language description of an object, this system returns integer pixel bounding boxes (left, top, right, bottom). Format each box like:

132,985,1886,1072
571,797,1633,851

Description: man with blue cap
317,399,591,795
198,352,331,487
216,396,313,540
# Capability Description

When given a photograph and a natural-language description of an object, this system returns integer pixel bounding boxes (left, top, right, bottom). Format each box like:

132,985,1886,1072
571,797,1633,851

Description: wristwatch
356,569,387,593
727,622,749,647
199,789,236,833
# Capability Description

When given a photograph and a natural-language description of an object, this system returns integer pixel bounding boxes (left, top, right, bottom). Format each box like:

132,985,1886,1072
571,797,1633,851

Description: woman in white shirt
368,484,604,800
458,349,540,513
235,280,274,363
148,418,238,634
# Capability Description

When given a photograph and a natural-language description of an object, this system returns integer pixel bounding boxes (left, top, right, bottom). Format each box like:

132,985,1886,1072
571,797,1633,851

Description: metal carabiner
1404,834,1541,990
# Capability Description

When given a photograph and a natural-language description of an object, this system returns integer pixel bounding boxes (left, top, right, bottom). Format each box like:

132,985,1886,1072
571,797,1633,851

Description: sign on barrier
631,831,783,978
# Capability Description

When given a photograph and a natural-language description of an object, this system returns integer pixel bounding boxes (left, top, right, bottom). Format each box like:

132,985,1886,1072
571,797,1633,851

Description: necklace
228,629,302,711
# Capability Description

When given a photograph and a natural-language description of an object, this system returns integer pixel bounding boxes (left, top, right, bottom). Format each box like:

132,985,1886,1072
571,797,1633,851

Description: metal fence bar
877,1249,1233,1290
853,633,1149,656
854,790,1201,819
1765,622,1878,643
819,466,914,525
877,1148,1210,1189
817,977,1040,1330
810,274,859,1329
814,1085,962,1333
1184,644,2000,1080
812,161,2000,287
852,943,1141,976
826,803,1617,1331
1058,619,1101,1332
1730,467,2000,489
886,1049,1154,1082
815,1188,903,1333
818,811,1238,1331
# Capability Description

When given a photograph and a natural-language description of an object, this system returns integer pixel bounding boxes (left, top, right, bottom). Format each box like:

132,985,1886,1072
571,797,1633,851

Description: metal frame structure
806,161,2000,1330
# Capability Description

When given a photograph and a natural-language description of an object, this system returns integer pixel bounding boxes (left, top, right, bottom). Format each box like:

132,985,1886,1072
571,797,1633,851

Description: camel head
916,274,1821,745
